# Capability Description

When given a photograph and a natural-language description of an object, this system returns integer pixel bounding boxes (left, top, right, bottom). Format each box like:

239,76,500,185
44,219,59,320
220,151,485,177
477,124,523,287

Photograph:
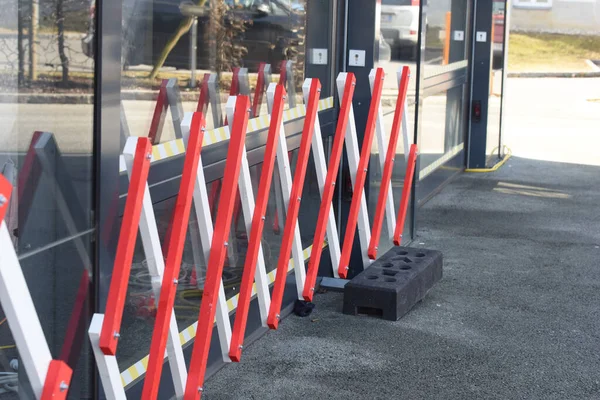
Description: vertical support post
148,80,169,144
185,96,250,399
229,84,286,362
180,112,233,363
303,73,355,301
141,114,204,399
208,73,224,128
393,144,418,245
251,63,267,118
368,66,411,259
99,138,152,355
267,79,321,330
190,16,198,88
167,78,184,140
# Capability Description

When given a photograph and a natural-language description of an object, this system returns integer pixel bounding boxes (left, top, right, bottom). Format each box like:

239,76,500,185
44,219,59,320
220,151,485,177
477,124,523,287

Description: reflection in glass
0,233,94,398
423,0,469,77
487,0,506,160
0,0,95,255
419,86,465,174
116,0,309,143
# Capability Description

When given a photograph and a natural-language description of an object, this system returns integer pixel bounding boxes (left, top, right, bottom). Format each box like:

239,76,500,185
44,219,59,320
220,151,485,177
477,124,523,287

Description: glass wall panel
0,0,95,397
0,0,95,254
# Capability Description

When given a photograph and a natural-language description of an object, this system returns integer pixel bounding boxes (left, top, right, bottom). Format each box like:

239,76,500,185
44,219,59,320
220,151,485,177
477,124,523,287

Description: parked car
380,0,420,59
82,0,304,72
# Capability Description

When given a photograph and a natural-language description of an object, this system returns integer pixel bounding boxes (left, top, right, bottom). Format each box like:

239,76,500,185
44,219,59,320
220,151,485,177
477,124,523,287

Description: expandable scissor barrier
0,65,415,399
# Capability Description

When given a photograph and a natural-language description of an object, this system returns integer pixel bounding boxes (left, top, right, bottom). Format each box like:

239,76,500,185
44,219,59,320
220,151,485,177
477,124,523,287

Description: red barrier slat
302,73,356,301
224,68,240,126
230,84,286,362
184,96,250,399
338,68,385,278
197,73,211,113
393,144,418,246
278,60,287,85
251,62,266,118
368,66,411,259
141,113,205,399
59,271,90,365
99,138,152,355
148,79,169,144
267,79,321,330
0,174,13,223
40,360,72,400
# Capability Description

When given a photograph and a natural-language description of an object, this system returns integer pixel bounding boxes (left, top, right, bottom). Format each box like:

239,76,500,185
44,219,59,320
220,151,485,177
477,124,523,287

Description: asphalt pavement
202,156,600,400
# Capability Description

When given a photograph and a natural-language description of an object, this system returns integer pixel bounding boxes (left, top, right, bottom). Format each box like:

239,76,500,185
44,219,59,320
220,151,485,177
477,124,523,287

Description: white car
380,0,420,59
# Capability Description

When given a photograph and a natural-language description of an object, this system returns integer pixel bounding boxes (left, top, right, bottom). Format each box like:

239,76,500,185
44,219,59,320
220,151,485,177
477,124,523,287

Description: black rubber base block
343,246,443,321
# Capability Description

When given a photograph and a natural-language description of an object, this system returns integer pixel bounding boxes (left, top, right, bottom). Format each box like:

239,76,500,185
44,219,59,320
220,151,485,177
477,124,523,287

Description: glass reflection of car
380,0,420,59
492,0,505,69
82,0,304,72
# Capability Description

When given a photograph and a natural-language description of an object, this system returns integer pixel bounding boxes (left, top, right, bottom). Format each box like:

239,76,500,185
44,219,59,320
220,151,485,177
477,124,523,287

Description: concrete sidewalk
204,157,600,399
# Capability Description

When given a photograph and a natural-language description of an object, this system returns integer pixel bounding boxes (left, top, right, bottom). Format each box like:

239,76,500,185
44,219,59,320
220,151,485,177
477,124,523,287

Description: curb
0,90,307,105
507,71,600,78
0,91,202,105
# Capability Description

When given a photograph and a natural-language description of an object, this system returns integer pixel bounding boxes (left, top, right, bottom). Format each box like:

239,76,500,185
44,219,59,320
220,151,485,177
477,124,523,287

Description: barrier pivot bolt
173,279,178,285
198,387,204,393
59,382,69,392
261,216,266,221
224,241,229,247
146,153,152,160
113,332,120,339
238,345,243,350
0,195,6,206
276,314,281,320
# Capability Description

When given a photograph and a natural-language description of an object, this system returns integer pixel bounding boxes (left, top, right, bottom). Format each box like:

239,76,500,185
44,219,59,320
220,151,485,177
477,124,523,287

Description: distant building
510,0,600,35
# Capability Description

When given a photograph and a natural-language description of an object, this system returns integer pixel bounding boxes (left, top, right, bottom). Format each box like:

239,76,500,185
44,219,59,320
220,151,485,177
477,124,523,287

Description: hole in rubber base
356,306,383,318
367,275,378,280
384,278,397,283
383,270,398,277
400,265,411,270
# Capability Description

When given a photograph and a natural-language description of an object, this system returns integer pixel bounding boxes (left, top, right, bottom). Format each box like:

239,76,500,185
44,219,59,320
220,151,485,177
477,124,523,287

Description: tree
149,0,248,80
56,0,69,84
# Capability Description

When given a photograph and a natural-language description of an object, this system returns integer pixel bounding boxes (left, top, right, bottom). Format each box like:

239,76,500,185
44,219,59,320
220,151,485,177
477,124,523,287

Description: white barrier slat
336,74,373,270
302,79,341,278
369,70,397,239
267,83,306,299
88,314,126,400
0,222,52,398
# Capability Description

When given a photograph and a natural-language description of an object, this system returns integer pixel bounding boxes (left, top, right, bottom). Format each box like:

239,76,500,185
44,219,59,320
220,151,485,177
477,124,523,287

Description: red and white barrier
0,65,418,399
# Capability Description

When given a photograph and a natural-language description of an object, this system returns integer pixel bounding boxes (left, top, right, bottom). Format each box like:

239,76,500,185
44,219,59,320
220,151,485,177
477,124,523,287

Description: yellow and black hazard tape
120,243,324,388
119,96,334,173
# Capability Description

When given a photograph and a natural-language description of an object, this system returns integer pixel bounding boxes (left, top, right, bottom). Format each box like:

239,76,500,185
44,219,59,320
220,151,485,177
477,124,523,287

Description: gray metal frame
466,0,494,168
